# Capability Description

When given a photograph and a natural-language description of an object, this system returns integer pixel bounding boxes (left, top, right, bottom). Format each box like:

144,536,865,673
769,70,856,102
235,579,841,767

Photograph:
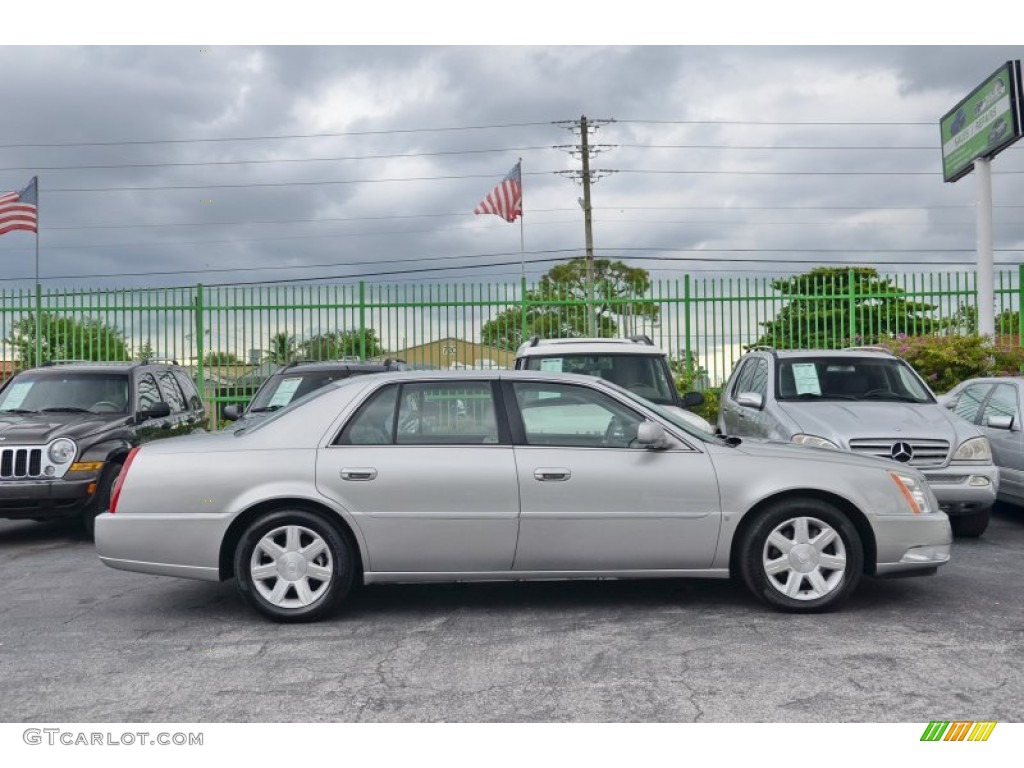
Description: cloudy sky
1,27,1022,292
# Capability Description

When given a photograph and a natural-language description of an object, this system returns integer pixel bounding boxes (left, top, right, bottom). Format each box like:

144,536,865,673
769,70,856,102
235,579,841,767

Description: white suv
514,336,713,432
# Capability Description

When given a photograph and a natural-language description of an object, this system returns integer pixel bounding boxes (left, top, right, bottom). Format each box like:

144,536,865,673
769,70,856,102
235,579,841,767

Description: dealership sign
940,61,1023,182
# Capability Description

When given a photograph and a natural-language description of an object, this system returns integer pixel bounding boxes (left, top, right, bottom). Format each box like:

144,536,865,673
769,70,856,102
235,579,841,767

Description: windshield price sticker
268,377,303,407
792,364,821,395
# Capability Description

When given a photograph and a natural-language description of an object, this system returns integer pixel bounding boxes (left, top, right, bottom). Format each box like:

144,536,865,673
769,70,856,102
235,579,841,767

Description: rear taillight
110,446,141,514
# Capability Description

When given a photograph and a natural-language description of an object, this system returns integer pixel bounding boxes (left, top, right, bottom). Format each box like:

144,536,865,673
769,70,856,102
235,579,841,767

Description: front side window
0,372,130,414
513,381,645,448
136,373,162,411
776,357,932,403
981,384,1018,427
953,383,991,423
156,370,187,413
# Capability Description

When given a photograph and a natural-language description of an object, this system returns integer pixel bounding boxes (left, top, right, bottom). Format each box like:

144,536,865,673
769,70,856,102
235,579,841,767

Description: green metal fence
1,267,1020,424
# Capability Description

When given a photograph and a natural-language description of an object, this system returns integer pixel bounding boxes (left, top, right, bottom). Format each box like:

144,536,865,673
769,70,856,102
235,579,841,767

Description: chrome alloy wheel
761,516,847,601
249,525,333,608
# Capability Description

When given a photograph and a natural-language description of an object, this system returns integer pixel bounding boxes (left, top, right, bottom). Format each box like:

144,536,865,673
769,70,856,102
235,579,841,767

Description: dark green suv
0,361,206,535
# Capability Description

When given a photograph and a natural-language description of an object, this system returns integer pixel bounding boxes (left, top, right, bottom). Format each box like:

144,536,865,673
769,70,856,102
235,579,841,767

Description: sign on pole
940,61,1023,183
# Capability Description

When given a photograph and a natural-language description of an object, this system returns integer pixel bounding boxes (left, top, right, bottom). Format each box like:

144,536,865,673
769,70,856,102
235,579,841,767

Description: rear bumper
95,511,233,581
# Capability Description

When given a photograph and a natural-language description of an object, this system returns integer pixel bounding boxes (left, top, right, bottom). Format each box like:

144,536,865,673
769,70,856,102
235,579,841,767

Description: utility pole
555,116,615,336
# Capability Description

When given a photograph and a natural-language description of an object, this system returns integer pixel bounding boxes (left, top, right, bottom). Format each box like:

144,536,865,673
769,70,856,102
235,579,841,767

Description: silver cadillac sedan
96,370,952,622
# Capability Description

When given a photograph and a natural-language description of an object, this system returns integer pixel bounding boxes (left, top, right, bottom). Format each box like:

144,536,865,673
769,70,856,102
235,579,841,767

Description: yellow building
393,337,514,370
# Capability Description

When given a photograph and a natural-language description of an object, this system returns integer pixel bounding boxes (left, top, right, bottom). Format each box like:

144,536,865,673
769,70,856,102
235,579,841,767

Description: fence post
847,268,857,346
1018,264,1024,348
359,281,367,360
194,283,207,426
520,275,528,345
683,274,693,377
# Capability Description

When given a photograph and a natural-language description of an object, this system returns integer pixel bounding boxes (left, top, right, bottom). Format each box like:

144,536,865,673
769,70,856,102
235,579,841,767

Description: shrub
879,334,1024,393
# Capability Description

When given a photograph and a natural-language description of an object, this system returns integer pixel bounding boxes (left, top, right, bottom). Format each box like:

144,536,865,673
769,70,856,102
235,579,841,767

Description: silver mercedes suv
718,347,999,537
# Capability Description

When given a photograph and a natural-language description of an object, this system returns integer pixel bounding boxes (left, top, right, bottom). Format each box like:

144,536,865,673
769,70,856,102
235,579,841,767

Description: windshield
247,369,355,412
0,372,130,414
522,353,677,405
235,375,371,435
776,357,934,403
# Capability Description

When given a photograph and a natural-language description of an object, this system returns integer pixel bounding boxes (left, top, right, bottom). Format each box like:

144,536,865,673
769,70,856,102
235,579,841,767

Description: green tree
206,350,242,365
7,312,130,366
481,258,656,351
265,332,297,364
298,329,383,360
753,267,940,349
136,340,155,361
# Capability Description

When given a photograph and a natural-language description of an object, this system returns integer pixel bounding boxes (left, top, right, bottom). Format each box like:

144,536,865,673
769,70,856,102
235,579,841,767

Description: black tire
950,506,991,538
81,460,123,540
234,508,355,622
738,498,864,613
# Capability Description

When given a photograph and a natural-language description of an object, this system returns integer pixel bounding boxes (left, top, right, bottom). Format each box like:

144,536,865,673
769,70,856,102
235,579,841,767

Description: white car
514,336,715,432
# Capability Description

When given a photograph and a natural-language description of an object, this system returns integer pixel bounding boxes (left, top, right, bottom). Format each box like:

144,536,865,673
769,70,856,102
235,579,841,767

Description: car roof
515,337,667,357
330,368,623,387
760,348,898,359
26,362,140,373
271,360,398,374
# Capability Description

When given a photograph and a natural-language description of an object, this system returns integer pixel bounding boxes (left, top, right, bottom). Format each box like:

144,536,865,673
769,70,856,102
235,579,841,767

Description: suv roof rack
140,356,179,365
843,345,893,355
40,359,134,367
629,334,655,346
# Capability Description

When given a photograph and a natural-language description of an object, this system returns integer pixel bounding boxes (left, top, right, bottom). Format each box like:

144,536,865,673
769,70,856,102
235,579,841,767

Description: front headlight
890,472,933,514
47,438,77,464
953,436,992,462
792,434,839,450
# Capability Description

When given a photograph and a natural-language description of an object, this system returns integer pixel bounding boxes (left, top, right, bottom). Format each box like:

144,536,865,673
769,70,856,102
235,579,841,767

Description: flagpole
34,176,42,367
518,157,525,280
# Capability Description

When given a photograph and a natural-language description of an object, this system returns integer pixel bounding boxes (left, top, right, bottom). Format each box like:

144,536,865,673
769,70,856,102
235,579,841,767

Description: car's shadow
0,518,90,546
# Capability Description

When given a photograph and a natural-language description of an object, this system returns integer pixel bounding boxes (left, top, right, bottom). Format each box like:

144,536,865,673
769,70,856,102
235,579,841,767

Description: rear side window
336,385,399,445
173,370,203,411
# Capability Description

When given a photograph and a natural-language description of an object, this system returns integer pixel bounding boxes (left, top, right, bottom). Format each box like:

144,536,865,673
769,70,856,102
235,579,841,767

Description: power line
46,170,555,193
615,168,1024,177
0,121,557,150
0,145,553,173
618,119,936,126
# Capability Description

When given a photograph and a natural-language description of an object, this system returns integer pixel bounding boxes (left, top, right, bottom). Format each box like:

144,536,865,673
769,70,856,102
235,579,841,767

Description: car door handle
534,468,571,482
341,468,378,481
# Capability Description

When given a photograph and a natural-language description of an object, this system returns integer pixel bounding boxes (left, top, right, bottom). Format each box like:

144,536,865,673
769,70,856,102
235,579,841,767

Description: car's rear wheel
950,506,990,538
738,499,863,612
234,509,354,622
81,460,122,540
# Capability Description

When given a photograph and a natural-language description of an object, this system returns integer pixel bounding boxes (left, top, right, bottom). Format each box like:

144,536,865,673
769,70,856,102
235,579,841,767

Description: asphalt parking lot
1,507,1022,723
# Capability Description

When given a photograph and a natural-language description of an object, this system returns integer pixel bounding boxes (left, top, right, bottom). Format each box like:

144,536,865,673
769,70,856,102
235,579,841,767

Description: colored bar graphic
921,721,996,741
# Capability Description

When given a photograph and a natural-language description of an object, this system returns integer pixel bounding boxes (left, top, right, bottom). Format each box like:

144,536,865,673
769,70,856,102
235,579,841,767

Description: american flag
0,177,38,236
473,162,522,223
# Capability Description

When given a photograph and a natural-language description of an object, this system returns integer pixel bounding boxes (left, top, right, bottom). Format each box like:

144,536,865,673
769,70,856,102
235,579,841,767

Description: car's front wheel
234,509,355,622
738,499,863,612
950,506,991,538
81,460,123,540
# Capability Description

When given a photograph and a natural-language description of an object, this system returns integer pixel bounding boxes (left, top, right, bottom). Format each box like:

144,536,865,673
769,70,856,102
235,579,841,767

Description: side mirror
222,404,242,421
636,421,671,450
680,391,705,408
735,392,764,409
136,401,171,422
986,413,1015,431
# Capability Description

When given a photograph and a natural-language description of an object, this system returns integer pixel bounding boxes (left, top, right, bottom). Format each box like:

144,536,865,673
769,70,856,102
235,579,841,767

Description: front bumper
0,477,99,519
872,513,953,577
921,464,999,515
